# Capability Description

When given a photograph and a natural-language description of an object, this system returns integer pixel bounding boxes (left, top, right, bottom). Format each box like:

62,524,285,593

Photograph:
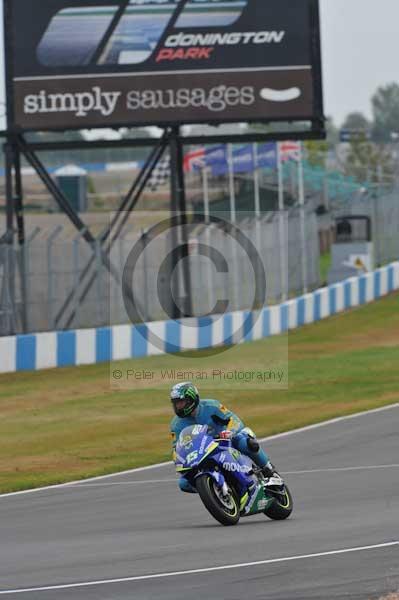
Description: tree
341,111,370,132
343,138,393,184
304,117,338,167
371,83,399,142
304,139,328,168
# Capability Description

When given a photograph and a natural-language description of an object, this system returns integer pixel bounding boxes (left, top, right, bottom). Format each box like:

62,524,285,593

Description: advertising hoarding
4,0,324,131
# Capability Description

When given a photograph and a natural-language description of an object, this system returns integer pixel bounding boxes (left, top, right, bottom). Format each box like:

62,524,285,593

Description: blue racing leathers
170,399,270,493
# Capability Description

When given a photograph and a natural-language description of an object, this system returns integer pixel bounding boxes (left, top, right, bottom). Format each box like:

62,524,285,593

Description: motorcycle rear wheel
196,474,240,526
264,484,293,520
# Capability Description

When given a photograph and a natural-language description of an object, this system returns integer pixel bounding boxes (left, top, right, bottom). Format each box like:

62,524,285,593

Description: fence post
253,143,260,217
70,227,88,329
372,193,381,267
119,224,133,323
252,144,263,307
0,243,17,334
323,173,329,211
202,167,214,314
94,238,104,326
227,144,236,224
23,227,41,333
47,225,63,330
298,144,308,294
141,228,150,322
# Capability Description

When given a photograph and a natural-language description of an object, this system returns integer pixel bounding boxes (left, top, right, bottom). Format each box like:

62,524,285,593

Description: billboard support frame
4,142,15,243
169,125,193,319
1,130,174,333
2,142,17,334
310,0,324,124
1,137,28,334
59,130,171,329
7,140,28,332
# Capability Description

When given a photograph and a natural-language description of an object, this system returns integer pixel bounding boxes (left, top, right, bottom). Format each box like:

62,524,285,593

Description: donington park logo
37,0,285,68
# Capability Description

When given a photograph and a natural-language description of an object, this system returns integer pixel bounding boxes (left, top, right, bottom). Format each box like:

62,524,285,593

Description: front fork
196,468,253,512
195,468,229,496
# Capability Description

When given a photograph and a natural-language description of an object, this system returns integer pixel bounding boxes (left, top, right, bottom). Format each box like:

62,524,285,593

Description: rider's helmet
170,382,200,418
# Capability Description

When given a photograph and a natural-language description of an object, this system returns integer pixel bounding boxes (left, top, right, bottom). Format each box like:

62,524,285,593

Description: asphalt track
1,404,398,599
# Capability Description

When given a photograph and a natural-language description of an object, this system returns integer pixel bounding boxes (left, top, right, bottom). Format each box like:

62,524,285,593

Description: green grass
0,291,398,493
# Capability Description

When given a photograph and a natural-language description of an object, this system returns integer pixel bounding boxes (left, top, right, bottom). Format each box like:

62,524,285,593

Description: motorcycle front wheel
196,474,240,526
264,484,293,520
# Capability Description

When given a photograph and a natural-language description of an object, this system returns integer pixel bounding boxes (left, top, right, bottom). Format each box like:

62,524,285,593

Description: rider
170,381,279,494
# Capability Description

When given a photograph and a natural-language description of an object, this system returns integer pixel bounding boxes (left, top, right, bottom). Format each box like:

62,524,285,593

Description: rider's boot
261,461,277,477
261,462,284,487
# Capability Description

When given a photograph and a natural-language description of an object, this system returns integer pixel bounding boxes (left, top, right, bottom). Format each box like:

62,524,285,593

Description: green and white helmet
170,382,200,418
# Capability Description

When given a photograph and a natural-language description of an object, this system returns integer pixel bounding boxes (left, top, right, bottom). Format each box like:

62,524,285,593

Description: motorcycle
175,424,293,526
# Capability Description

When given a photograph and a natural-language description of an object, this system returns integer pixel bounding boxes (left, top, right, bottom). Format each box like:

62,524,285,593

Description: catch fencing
0,210,320,336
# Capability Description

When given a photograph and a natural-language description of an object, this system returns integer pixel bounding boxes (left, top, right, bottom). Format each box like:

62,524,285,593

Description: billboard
4,0,324,131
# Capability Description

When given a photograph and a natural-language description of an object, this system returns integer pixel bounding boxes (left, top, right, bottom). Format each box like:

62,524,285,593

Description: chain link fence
0,210,320,336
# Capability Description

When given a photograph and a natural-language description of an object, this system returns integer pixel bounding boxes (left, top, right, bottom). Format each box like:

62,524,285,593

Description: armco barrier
1,262,398,374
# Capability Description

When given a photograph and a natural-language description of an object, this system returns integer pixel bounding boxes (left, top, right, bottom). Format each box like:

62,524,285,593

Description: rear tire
264,485,293,520
196,474,240,526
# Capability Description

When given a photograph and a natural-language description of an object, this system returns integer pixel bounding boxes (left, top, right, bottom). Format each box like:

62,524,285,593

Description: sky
0,0,398,130
320,0,399,125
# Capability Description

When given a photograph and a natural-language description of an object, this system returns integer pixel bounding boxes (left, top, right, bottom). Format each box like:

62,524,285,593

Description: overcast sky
320,0,399,125
0,0,398,129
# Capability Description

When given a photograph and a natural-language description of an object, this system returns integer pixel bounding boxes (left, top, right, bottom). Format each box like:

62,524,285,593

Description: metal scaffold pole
1,141,17,333
169,126,193,319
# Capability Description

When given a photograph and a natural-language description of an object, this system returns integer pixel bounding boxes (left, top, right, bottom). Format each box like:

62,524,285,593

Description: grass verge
0,291,398,493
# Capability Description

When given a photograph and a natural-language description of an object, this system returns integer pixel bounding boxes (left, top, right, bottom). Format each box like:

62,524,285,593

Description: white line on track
0,541,397,595
75,478,176,487
1,402,398,499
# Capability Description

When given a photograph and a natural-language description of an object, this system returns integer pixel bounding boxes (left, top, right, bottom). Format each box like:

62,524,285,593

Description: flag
231,145,254,173
183,148,205,172
279,141,301,162
183,145,228,175
257,142,278,169
185,143,278,176
204,145,228,175
148,154,171,191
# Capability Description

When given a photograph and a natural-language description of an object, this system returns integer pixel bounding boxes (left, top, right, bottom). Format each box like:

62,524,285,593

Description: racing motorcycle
175,424,293,526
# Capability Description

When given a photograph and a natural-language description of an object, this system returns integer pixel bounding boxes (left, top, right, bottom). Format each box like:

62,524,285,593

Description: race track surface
1,404,398,599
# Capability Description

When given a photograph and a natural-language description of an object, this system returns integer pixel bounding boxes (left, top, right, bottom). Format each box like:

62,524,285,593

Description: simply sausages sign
5,0,324,131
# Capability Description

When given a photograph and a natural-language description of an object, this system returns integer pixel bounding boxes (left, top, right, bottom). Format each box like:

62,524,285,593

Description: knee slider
247,437,260,453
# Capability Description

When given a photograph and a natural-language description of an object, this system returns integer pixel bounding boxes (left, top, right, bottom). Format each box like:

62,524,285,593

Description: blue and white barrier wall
1,262,399,374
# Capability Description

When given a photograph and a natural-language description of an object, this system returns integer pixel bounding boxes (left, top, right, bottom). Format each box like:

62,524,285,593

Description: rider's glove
219,430,233,440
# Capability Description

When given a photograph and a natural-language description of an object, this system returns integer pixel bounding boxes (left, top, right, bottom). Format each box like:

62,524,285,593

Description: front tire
196,474,240,526
264,484,293,520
